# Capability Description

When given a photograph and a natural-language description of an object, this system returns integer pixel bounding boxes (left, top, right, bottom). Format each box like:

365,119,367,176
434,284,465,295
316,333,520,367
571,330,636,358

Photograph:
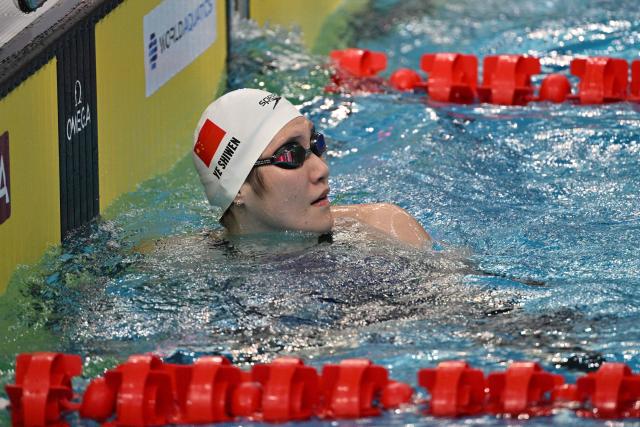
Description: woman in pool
193,88,431,248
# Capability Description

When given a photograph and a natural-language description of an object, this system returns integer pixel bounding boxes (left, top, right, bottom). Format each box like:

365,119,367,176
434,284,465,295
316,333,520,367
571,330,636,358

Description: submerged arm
331,203,432,248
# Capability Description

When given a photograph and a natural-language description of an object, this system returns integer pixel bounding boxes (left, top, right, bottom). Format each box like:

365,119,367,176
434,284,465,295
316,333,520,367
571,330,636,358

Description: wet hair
219,167,267,228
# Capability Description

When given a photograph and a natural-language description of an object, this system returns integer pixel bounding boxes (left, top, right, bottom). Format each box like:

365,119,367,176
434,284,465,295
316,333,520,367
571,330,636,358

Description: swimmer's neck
222,207,333,236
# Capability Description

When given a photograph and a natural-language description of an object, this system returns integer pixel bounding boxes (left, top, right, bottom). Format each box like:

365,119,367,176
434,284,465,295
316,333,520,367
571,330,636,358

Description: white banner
143,0,217,97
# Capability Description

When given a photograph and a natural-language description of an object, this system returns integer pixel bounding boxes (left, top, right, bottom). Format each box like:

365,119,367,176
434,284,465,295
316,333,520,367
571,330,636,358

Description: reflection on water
1,210,594,374
53,218,495,360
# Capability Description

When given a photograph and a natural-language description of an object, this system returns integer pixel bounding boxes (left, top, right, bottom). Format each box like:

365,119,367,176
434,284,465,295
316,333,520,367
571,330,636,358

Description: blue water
2,0,640,425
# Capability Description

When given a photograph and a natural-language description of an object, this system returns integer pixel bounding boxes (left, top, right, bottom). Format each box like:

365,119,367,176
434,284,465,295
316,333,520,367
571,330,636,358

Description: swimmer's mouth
311,189,330,206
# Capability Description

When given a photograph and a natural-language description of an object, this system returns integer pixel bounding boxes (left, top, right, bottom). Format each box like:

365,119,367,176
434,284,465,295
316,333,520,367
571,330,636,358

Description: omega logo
74,80,82,106
66,80,91,141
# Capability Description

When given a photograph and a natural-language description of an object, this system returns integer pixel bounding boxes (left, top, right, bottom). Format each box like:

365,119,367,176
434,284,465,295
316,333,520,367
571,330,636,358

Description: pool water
2,0,640,425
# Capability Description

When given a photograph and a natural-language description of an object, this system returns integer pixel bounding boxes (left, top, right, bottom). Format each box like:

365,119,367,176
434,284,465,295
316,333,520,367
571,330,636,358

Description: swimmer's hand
331,203,432,248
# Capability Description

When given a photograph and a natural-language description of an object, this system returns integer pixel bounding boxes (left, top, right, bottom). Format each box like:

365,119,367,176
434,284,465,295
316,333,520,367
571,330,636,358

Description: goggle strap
254,158,272,167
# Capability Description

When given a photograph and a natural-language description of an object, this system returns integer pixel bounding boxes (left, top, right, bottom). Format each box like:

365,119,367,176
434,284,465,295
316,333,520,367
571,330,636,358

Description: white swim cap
192,88,302,219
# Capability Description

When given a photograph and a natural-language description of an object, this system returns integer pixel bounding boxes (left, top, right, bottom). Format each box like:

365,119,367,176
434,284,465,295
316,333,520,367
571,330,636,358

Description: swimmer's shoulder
331,203,432,248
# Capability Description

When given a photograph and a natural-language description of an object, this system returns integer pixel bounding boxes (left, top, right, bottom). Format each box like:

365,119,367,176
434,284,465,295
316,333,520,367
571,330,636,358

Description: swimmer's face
237,116,333,234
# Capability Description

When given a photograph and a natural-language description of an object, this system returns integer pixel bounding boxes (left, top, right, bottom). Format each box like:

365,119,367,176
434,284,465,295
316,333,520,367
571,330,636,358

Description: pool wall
0,60,60,296
0,0,354,295
94,0,227,212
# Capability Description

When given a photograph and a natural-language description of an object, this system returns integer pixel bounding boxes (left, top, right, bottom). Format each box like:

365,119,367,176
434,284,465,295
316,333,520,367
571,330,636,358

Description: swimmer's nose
307,150,329,183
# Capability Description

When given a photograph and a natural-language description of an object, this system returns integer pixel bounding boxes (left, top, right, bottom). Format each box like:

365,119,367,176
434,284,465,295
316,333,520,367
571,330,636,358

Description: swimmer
192,88,431,248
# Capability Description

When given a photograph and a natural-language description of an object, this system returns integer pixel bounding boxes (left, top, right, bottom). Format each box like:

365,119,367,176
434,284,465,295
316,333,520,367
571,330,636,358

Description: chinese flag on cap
194,119,226,167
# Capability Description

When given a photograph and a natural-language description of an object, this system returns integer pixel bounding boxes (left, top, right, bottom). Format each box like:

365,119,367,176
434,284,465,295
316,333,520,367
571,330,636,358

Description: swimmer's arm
331,203,432,248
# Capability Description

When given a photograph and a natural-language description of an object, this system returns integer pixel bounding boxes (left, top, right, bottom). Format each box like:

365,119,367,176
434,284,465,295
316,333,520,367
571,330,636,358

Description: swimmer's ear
234,182,251,206
232,195,244,207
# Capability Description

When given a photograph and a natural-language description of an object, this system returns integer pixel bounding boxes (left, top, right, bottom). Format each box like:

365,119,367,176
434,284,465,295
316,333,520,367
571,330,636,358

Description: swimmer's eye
253,131,327,169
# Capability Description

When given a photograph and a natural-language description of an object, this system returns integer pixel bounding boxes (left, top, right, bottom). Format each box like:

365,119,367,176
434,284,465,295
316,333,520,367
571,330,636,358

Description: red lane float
485,361,564,416
320,358,391,418
575,363,640,418
168,355,242,424
5,353,82,427
327,47,639,106
381,380,414,409
477,55,540,105
418,360,485,416
81,354,173,426
538,73,572,103
570,57,628,104
629,60,640,102
389,68,425,91
326,48,388,94
330,48,387,78
7,352,640,425
250,357,318,422
420,53,478,103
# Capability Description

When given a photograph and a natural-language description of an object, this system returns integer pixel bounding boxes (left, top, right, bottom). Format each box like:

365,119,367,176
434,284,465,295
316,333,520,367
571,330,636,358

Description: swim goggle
253,131,326,169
